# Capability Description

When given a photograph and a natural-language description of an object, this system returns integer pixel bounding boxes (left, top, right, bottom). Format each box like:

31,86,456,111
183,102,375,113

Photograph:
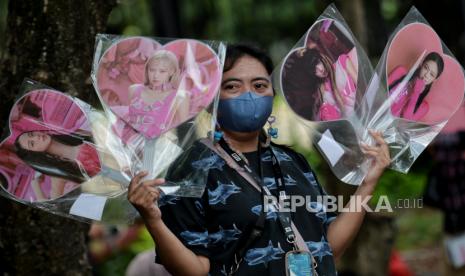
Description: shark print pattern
261,150,293,162
208,181,241,205
303,172,318,187
307,201,327,222
195,200,205,216
191,154,226,172
305,236,333,262
262,175,297,190
244,240,285,267
180,230,209,248
158,195,180,207
159,143,338,274
284,174,297,186
208,224,242,246
251,204,278,221
263,177,277,190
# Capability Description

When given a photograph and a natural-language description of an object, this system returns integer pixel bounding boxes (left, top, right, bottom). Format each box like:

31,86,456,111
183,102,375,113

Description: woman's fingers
128,171,148,193
370,130,390,154
360,130,392,185
143,178,166,187
361,136,391,167
131,178,166,196
127,173,166,221
128,173,166,205
369,130,386,145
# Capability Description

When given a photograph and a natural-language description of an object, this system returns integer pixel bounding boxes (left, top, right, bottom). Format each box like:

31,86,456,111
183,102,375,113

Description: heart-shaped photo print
95,37,222,139
0,89,102,202
280,19,359,122
386,23,465,125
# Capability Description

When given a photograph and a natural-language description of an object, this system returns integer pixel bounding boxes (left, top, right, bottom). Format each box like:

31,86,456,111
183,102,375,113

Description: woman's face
147,59,173,88
220,55,273,99
18,131,51,152
315,60,328,78
419,60,439,86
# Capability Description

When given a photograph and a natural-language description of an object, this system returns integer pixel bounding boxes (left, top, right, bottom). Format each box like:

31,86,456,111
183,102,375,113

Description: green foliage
381,0,400,20
107,0,153,35
372,169,428,205
93,226,154,276
128,227,155,253
181,0,320,48
395,208,443,250
93,253,135,276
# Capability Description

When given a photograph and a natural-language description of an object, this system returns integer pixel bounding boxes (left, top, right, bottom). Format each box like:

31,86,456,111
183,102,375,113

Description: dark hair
18,96,41,118
14,131,94,183
224,43,274,75
413,52,444,113
282,48,344,119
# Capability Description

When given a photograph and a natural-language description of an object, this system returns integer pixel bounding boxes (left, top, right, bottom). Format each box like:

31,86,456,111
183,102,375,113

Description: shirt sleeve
156,192,211,260
292,151,338,231
313,172,338,231
155,141,213,262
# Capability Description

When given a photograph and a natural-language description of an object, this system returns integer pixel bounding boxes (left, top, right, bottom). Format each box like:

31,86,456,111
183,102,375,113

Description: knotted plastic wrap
275,5,464,184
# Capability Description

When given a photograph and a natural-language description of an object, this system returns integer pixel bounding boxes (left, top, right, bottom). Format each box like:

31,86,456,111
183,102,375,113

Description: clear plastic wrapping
0,80,134,223
358,7,465,173
274,4,373,184
0,34,225,223
91,34,226,196
275,5,465,184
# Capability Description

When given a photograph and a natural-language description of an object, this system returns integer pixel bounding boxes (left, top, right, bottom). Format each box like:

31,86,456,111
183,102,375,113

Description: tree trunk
339,0,368,52
337,213,396,275
152,0,181,37
0,1,116,275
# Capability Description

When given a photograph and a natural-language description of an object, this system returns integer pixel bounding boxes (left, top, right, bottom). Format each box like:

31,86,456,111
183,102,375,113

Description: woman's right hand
128,171,165,223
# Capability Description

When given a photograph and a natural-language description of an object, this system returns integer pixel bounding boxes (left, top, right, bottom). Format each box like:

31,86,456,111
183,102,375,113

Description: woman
283,48,357,121
15,130,100,199
128,50,189,137
128,44,390,275
388,52,444,121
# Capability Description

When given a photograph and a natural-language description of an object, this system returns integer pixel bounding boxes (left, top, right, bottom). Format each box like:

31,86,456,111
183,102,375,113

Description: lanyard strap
200,138,318,274
218,138,297,247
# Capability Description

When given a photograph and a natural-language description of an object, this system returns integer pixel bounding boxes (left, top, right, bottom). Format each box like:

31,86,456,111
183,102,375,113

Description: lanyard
218,138,298,248
202,137,318,275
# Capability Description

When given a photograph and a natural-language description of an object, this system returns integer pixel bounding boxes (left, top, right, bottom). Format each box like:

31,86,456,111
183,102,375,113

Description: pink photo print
95,36,222,139
280,19,359,122
0,89,101,202
386,22,465,125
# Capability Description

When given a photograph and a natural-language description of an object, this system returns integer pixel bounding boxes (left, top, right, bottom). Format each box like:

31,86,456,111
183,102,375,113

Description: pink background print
96,37,222,138
0,89,100,202
387,23,465,124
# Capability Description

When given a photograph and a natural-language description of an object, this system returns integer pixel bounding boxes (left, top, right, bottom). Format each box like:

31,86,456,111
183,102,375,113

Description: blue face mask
217,91,273,132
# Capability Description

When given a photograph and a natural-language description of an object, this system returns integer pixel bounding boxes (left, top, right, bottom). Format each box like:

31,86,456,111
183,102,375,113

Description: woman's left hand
361,130,391,187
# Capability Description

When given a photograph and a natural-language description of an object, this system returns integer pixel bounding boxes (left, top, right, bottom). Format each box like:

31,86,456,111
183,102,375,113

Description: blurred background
1,0,465,275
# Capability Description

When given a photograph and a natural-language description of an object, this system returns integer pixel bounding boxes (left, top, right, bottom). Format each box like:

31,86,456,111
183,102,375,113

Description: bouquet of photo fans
0,4,463,223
